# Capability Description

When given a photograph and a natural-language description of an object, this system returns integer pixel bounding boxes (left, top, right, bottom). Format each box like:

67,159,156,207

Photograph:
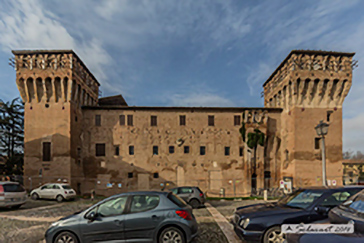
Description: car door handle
152,215,159,220
114,220,123,226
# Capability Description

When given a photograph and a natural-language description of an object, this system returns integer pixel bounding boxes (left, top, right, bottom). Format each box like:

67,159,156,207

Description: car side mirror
315,206,330,215
86,212,97,221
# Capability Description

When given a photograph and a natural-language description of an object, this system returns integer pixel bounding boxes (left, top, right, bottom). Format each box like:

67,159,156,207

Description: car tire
56,195,64,203
189,199,200,209
31,193,39,200
263,226,285,243
54,231,79,243
159,227,186,243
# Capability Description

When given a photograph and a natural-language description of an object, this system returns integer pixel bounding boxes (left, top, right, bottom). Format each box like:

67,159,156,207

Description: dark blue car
231,187,363,243
45,191,198,243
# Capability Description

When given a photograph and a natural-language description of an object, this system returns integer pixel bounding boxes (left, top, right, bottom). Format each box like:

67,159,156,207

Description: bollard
264,190,267,201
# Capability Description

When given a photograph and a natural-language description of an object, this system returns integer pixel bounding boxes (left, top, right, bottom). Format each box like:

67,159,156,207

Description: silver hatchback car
0,181,27,209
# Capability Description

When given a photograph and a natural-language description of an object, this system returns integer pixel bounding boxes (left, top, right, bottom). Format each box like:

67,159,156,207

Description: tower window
225,147,230,156
95,143,105,157
42,142,51,161
234,115,241,126
327,111,333,122
200,146,206,155
184,146,190,154
153,146,158,155
315,138,321,150
208,116,214,126
127,115,133,126
115,146,120,156
151,116,157,126
239,147,243,157
169,146,175,154
180,115,186,126
129,146,134,155
95,115,101,126
119,115,125,125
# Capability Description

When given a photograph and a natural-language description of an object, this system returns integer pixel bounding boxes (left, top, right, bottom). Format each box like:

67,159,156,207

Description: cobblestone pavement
0,199,229,243
209,199,269,219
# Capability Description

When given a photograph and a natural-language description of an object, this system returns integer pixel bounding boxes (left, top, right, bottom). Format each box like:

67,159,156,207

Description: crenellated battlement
12,50,99,107
263,50,355,109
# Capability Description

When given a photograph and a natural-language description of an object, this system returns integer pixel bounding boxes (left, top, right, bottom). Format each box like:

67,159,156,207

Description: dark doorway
251,173,257,195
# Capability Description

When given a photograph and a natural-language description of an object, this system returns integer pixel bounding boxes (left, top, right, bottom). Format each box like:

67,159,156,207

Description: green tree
247,128,265,176
0,97,24,175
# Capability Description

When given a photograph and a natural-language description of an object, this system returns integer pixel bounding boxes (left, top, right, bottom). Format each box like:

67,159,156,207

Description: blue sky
0,0,364,152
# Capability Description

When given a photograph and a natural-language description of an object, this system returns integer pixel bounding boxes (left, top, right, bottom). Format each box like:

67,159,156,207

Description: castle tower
12,50,100,192
263,50,354,187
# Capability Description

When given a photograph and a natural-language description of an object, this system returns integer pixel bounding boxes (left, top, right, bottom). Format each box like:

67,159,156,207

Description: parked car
30,183,76,202
0,181,27,209
231,186,364,243
169,186,205,208
286,189,364,243
45,191,198,243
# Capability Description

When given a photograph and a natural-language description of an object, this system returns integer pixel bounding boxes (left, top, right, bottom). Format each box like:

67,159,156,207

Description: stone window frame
42,141,52,162
119,115,125,126
184,146,190,154
129,146,135,155
179,115,186,126
200,146,206,156
153,146,158,155
127,115,133,126
225,147,230,156
95,143,106,157
208,115,214,126
95,114,101,126
234,115,241,126
169,146,175,154
151,115,157,126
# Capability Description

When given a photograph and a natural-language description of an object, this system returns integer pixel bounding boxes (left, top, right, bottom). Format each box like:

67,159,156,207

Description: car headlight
239,218,250,229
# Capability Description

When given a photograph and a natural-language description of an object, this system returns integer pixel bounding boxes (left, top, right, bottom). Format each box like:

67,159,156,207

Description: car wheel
56,195,64,203
189,199,200,209
263,226,285,243
54,231,79,243
31,193,39,200
159,227,185,243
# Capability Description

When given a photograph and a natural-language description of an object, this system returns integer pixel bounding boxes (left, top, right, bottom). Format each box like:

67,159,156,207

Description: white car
30,183,76,202
0,181,27,209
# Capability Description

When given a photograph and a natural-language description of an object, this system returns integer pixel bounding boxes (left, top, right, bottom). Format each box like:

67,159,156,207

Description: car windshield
62,185,72,189
340,193,364,215
278,189,324,209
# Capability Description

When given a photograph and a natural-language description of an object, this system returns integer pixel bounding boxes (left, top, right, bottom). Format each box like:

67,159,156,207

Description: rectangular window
169,146,175,154
184,146,190,154
128,172,133,178
95,143,105,157
180,115,186,126
95,115,101,126
77,147,81,157
42,142,51,161
234,115,241,126
127,115,133,126
200,146,206,155
119,115,125,125
115,146,120,156
225,147,230,156
315,138,321,150
208,115,214,126
153,173,159,179
129,146,134,155
151,116,157,126
153,146,158,155
239,147,243,157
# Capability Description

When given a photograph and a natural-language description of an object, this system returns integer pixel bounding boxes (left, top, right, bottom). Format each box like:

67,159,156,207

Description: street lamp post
315,120,330,187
